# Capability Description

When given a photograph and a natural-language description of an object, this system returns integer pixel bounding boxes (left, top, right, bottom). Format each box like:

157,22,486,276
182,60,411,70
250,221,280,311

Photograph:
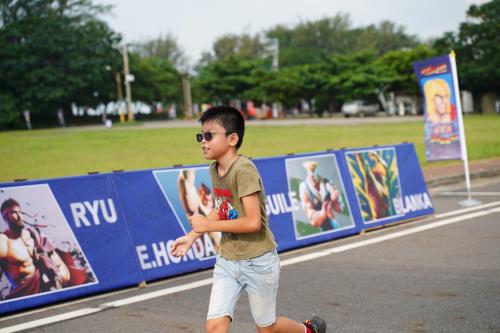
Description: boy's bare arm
171,209,219,257
206,208,219,222
189,193,261,234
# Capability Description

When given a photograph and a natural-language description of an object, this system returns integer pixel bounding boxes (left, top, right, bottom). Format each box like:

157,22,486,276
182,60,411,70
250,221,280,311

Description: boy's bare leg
205,316,231,333
256,316,305,333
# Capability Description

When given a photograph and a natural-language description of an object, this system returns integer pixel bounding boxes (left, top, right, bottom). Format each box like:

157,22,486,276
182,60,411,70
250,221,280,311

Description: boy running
171,106,327,333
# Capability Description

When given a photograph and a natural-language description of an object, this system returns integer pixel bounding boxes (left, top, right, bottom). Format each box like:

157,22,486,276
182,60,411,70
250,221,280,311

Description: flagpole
449,50,480,207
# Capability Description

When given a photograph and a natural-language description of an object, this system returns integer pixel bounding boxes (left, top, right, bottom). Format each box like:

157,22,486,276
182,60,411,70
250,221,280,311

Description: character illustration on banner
0,198,92,301
178,169,220,252
299,161,344,231
213,187,239,242
347,149,402,223
424,78,459,145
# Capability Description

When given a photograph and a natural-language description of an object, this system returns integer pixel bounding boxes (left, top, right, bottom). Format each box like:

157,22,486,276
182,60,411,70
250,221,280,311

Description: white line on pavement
433,200,500,219
438,192,500,196
99,278,213,308
0,308,102,333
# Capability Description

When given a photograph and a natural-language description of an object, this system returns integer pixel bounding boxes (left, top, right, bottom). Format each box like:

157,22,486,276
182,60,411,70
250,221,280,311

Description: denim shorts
207,249,280,327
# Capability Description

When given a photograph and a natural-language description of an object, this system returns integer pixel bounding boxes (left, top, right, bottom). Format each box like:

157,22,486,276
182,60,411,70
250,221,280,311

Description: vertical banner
413,54,462,161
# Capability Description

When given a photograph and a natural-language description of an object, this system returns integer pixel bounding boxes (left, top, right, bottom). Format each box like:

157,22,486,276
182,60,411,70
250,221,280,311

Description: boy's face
199,121,237,160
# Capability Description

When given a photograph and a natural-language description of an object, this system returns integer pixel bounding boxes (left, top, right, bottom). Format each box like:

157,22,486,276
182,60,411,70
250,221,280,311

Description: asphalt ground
1,177,499,333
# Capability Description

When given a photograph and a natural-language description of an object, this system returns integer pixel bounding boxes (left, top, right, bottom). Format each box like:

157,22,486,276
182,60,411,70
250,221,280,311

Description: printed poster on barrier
413,54,462,161
153,167,219,260
285,154,355,240
346,147,403,224
0,184,98,303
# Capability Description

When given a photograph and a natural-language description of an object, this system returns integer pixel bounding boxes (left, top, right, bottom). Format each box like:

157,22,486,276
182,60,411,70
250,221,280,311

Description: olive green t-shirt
209,156,276,260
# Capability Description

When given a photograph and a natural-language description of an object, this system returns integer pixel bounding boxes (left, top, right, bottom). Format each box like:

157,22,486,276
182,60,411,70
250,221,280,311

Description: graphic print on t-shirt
213,187,239,220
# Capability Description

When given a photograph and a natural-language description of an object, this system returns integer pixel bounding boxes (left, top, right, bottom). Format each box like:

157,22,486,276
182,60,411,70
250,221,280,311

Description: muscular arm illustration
0,234,7,258
48,250,70,285
299,183,328,227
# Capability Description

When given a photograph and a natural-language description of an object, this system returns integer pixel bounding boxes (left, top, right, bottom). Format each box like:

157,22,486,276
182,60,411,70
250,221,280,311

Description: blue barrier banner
0,176,144,313
0,143,433,314
112,168,218,283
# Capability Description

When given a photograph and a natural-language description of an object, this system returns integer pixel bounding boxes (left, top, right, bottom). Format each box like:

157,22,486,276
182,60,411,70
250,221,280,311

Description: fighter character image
347,148,402,223
299,161,344,231
178,169,214,217
286,154,355,239
178,169,220,252
0,198,92,300
423,78,461,160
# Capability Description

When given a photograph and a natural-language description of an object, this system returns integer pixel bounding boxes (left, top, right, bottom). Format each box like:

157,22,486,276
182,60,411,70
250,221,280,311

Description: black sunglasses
196,131,233,142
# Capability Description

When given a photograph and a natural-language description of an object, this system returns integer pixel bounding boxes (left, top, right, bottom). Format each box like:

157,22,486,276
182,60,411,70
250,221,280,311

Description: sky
95,0,488,64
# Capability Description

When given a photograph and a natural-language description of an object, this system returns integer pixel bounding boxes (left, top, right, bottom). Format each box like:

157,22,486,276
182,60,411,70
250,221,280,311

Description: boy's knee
205,317,230,333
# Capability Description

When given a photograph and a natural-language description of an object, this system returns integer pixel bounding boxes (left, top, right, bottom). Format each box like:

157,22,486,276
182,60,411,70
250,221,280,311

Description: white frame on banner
345,147,405,225
152,166,219,261
0,184,99,304
284,153,356,240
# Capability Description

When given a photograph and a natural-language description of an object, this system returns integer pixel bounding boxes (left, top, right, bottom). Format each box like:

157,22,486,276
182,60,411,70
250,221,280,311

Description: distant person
168,103,177,120
246,100,257,120
299,161,343,231
171,106,326,333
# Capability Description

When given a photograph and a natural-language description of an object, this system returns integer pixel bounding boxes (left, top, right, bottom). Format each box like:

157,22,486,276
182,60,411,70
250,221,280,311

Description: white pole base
458,198,482,207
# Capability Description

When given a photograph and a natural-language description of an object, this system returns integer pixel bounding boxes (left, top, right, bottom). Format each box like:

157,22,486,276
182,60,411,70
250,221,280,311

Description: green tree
193,12,429,112
433,0,500,94
195,33,268,64
266,15,353,67
132,33,188,71
195,55,267,103
261,66,301,106
128,53,182,106
364,44,436,99
0,92,21,130
322,52,383,102
353,21,419,55
266,14,419,68
0,0,121,128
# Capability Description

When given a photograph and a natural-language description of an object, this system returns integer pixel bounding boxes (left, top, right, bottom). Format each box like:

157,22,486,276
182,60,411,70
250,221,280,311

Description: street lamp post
182,75,193,119
271,38,279,71
122,44,134,122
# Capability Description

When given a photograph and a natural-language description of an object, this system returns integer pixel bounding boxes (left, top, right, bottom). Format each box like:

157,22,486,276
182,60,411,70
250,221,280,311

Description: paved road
1,177,499,333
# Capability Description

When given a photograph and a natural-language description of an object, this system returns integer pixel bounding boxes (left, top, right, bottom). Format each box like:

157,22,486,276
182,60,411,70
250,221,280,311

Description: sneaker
304,316,327,333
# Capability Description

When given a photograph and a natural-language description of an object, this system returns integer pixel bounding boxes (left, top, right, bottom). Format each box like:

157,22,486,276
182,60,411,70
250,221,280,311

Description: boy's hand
171,235,195,257
189,213,210,233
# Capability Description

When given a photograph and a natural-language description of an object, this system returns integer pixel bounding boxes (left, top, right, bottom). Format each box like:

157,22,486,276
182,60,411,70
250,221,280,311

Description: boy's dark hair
199,106,245,149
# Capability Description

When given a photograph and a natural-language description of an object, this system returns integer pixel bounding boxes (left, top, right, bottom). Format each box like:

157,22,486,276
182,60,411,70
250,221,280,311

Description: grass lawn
1,114,499,182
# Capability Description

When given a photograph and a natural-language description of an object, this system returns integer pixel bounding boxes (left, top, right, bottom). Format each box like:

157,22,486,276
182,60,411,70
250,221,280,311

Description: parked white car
341,100,379,117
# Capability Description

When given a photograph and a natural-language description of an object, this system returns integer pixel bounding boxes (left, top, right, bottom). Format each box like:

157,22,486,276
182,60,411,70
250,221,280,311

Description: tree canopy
0,0,122,128
433,0,499,94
